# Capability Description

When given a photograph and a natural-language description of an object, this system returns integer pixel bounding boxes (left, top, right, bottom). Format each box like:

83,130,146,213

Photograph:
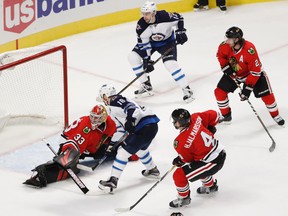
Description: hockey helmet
98,84,117,100
225,26,243,39
90,105,108,129
171,108,190,128
141,1,157,14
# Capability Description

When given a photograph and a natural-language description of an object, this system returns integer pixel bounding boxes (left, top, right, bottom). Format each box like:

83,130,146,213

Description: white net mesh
0,45,68,128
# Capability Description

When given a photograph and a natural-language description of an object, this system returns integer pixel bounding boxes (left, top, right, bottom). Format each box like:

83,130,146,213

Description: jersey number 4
201,131,214,148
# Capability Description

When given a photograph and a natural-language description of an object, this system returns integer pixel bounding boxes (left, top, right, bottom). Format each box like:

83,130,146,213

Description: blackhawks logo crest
83,126,91,134
173,140,178,149
248,48,255,55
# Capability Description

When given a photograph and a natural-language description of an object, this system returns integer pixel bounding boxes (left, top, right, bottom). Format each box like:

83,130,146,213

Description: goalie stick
44,140,89,194
230,76,276,152
114,165,176,212
117,44,177,95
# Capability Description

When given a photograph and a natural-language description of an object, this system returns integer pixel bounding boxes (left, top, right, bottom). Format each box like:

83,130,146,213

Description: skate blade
184,96,195,103
98,184,115,194
134,91,154,98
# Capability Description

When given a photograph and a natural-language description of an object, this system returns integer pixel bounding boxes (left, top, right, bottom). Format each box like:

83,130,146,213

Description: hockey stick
44,140,89,194
91,132,129,171
117,45,176,95
230,77,276,152
114,165,176,212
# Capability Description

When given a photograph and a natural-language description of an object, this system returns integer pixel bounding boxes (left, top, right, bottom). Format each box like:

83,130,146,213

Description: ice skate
219,5,227,13
182,86,194,103
219,112,232,124
273,115,285,126
141,166,160,179
197,180,218,194
193,3,209,12
169,195,191,208
23,165,47,188
98,176,118,193
134,79,153,98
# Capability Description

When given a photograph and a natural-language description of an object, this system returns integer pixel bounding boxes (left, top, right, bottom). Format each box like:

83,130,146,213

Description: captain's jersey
217,40,263,87
174,110,224,163
61,115,116,154
136,10,184,57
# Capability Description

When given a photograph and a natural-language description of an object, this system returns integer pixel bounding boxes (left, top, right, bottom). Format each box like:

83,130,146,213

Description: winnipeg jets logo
150,33,165,41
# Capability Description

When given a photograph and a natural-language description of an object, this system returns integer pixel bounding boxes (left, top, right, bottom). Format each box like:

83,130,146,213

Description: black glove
175,28,188,45
125,117,136,133
143,56,154,73
239,85,253,101
207,125,217,134
222,64,235,76
172,156,185,167
105,141,117,157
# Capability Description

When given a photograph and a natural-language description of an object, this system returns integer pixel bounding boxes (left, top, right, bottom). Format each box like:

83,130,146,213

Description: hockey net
0,45,68,131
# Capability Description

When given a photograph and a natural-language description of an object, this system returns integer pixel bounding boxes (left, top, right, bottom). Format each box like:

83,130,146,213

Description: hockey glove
172,156,185,167
222,64,235,76
175,29,188,45
125,117,136,133
207,125,217,134
105,141,117,157
143,56,154,73
239,85,253,101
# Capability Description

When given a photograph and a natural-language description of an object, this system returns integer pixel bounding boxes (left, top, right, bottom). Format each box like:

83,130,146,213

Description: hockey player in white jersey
97,84,160,193
128,1,194,103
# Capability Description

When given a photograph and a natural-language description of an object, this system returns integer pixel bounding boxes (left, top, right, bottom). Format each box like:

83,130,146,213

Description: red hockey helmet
90,105,108,129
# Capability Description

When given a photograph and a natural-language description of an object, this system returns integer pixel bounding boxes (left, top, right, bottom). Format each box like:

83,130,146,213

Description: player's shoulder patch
136,23,141,31
220,41,226,45
173,140,178,149
248,47,255,55
83,126,91,134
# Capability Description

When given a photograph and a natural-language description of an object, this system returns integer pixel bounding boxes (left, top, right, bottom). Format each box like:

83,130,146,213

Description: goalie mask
90,105,108,130
171,108,190,129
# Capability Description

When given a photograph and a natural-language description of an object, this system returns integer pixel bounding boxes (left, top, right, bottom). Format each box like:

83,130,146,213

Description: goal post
0,45,69,130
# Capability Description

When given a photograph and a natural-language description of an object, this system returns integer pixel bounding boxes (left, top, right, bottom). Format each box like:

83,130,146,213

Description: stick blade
114,207,131,212
269,141,276,152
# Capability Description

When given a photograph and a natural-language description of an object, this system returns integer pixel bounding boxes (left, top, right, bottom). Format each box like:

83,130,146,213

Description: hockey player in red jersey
169,108,226,208
23,105,117,188
215,26,285,126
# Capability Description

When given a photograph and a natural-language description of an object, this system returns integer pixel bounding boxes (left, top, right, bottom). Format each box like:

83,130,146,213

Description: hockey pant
172,150,226,197
128,41,189,89
215,73,280,117
110,123,158,178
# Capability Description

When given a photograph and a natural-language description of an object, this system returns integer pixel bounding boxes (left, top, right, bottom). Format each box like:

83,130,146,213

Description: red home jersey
62,115,116,154
173,110,224,163
217,40,263,86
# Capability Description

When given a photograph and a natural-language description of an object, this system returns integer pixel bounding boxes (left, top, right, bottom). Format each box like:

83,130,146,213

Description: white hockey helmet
141,1,157,14
98,84,117,101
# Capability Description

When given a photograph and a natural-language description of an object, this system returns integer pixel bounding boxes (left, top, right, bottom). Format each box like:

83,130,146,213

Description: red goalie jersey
174,110,224,163
61,115,116,154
